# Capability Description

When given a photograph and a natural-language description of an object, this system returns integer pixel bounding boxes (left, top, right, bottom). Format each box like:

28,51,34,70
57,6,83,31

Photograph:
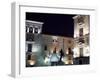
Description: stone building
25,20,44,67
42,34,74,65
73,15,90,64
25,20,75,67
25,15,90,67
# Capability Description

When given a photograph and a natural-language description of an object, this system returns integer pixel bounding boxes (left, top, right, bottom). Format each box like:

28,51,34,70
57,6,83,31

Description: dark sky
26,12,75,37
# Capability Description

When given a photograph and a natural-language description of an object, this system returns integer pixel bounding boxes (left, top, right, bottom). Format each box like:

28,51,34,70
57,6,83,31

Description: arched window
34,28,38,33
29,27,33,33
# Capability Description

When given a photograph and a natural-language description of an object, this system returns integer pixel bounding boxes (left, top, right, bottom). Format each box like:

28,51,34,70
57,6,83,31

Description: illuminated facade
42,34,74,65
25,20,74,67
73,15,90,64
26,20,44,67
25,15,90,67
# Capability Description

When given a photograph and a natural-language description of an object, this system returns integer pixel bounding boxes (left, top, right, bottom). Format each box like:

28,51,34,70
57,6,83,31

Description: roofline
26,20,44,24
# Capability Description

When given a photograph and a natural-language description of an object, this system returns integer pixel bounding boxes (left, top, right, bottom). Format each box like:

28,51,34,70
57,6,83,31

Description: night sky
26,12,75,37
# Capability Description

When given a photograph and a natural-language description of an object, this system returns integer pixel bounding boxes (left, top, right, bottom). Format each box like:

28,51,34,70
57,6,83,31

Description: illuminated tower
73,15,90,64
25,20,44,67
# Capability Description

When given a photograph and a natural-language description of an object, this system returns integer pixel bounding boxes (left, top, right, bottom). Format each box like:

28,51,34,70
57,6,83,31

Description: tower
25,20,44,67
73,15,90,64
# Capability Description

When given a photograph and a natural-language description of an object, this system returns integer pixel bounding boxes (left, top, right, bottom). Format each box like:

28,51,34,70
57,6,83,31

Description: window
34,28,38,33
79,28,83,37
77,16,84,25
68,40,71,44
44,45,47,50
86,36,89,45
29,27,33,33
79,38,84,43
28,44,32,52
79,48,83,57
27,54,31,60
26,33,34,41
79,28,84,43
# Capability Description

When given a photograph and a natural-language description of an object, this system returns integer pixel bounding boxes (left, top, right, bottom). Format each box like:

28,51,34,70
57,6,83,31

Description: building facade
42,34,74,65
25,20,75,67
25,20,44,67
25,15,90,67
73,15,90,64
